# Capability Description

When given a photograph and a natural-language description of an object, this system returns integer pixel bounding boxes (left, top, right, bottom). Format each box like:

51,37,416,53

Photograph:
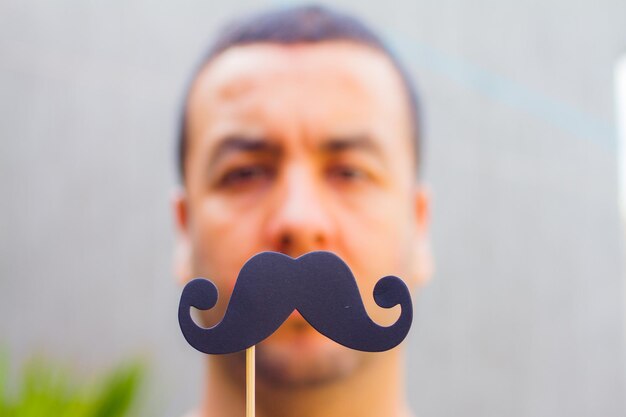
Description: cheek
339,192,413,270
188,196,266,322
334,191,414,302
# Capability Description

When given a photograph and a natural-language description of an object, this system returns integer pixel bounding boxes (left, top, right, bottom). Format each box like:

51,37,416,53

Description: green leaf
0,353,145,417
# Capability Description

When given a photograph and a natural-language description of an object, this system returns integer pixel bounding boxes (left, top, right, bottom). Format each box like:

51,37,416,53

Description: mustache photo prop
178,251,413,353
178,251,414,417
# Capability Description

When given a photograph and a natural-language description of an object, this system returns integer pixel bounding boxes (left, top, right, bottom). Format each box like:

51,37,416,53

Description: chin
254,320,366,389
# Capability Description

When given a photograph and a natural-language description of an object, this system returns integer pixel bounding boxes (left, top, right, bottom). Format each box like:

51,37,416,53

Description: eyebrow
209,135,280,166
320,134,384,158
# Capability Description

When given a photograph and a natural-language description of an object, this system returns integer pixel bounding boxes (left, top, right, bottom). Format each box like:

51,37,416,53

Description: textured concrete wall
1,1,625,416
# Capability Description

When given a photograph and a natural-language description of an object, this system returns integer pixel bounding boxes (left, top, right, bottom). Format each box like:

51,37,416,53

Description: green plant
0,353,144,417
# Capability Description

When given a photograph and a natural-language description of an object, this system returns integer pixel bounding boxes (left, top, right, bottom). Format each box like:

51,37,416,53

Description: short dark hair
177,4,421,182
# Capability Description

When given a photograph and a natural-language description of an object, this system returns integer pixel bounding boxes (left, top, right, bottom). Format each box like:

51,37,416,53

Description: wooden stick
246,346,255,417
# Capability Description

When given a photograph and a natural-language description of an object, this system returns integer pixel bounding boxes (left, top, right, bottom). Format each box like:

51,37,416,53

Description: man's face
175,41,430,387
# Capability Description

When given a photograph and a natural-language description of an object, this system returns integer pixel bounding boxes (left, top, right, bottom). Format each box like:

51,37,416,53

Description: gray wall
1,1,625,416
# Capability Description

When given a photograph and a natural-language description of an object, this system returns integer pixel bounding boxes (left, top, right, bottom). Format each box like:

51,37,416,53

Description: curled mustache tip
181,278,218,311
373,276,411,309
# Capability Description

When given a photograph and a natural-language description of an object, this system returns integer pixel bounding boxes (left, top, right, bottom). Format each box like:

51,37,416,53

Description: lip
262,319,334,351
288,310,305,320
265,310,316,342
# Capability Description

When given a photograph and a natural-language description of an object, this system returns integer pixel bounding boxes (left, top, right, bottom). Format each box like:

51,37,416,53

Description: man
173,5,432,417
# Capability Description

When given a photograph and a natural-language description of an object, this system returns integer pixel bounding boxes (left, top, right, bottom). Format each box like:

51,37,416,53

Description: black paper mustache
178,251,413,354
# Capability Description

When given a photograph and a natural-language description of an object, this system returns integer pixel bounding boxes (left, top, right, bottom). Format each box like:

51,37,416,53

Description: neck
200,348,412,417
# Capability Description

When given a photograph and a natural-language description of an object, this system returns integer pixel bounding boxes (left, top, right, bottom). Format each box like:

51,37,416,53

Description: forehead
185,41,413,159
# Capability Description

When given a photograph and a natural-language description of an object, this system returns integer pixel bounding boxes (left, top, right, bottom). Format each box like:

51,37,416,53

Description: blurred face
174,41,430,387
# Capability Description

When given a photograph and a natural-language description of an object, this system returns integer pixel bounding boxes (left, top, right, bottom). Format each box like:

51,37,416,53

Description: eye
218,164,274,188
327,165,369,183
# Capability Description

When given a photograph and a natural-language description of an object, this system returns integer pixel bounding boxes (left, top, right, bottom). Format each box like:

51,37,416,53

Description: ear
172,188,193,285
410,184,434,288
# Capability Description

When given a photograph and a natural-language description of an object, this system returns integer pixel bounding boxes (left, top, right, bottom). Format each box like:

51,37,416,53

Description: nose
264,162,334,257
